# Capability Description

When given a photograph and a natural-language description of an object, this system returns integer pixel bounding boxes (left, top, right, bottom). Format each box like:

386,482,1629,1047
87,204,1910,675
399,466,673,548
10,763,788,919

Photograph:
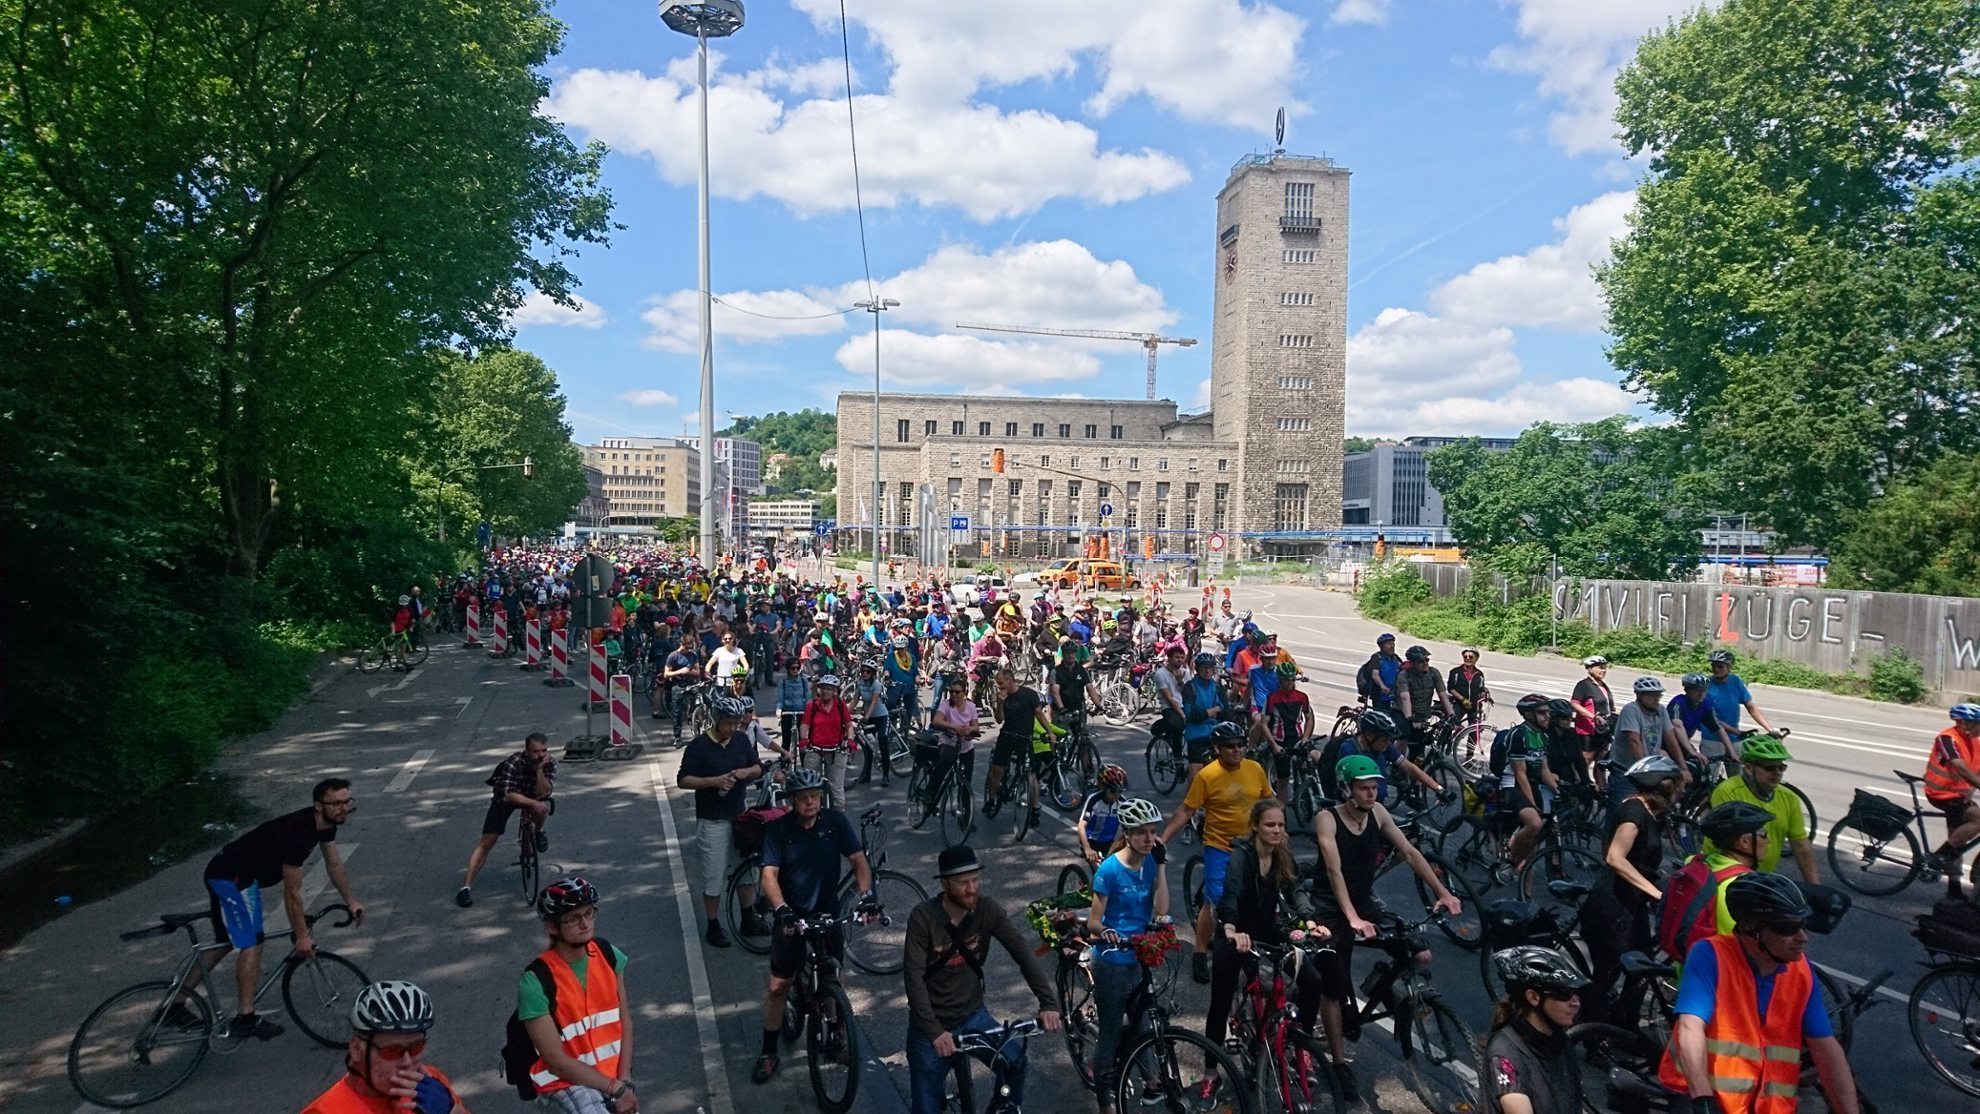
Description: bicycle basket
731,805,787,857
1024,892,1091,953
1845,788,1912,842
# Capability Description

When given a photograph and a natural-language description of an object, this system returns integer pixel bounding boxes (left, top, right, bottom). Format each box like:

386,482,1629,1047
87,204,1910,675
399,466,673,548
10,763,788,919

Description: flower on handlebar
1129,922,1183,968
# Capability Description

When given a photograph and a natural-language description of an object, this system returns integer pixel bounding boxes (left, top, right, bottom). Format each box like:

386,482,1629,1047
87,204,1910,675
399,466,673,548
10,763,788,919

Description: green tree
413,349,587,542
1829,454,1980,596
1600,0,1979,549
1343,437,1376,455
1427,418,1705,579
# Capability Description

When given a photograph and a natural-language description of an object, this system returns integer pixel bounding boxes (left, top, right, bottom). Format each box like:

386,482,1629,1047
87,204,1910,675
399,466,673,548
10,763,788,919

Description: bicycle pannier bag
1845,788,1911,842
731,805,788,857
1914,896,1980,959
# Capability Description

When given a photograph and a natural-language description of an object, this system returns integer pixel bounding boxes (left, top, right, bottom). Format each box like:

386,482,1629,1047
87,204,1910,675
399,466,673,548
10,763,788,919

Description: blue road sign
1098,502,1115,518
814,523,831,536
949,515,970,531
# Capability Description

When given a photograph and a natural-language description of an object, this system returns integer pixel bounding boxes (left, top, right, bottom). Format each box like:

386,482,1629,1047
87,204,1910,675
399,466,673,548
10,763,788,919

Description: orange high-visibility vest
303,1066,457,1113
528,941,625,1094
1923,726,1980,802
1658,935,1811,1113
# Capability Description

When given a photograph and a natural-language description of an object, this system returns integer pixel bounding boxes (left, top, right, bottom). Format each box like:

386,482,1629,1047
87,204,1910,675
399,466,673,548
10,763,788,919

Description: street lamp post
855,297,898,588
660,1,745,567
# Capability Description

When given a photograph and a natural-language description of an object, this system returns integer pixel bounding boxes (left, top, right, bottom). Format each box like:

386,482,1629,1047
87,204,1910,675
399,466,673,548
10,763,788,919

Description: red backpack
1655,856,1750,961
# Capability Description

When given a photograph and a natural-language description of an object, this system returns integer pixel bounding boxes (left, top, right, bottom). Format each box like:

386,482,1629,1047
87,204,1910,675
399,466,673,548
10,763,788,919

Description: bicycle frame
146,906,354,1032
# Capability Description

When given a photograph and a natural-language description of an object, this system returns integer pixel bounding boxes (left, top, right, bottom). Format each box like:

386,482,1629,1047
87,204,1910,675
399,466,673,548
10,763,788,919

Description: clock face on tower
1224,251,1237,282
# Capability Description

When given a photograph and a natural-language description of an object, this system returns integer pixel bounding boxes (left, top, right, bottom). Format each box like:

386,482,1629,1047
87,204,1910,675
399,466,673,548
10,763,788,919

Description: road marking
642,732,736,1114
1814,962,1944,1012
296,843,357,909
364,667,422,699
454,696,473,718
385,750,434,793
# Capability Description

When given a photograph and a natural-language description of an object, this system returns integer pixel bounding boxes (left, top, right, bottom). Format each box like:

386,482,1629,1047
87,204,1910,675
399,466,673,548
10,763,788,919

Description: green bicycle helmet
1276,660,1298,679
1337,754,1384,783
1739,736,1792,763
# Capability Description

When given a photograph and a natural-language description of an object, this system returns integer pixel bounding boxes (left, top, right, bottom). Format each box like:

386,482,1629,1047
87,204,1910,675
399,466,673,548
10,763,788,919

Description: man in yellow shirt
1707,735,1817,881
1158,723,1272,985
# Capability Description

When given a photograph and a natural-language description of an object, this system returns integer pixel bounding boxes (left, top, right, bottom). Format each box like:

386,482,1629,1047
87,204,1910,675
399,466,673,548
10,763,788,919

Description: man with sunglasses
522,876,637,1113
1660,873,1858,1114
304,980,469,1113
191,778,365,1042
1708,736,1818,883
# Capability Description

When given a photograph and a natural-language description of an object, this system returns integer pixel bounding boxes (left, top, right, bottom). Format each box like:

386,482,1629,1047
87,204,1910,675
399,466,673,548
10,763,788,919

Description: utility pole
856,297,899,589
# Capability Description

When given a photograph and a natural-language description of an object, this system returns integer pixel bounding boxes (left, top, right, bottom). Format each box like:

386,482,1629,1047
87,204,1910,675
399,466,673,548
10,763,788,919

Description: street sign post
1098,502,1115,518
1207,532,1226,552
1207,550,1227,576
949,515,970,531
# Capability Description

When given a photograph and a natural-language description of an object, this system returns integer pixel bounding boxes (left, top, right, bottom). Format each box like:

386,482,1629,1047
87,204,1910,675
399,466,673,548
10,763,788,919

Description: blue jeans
906,1005,1026,1114
1090,959,1144,1102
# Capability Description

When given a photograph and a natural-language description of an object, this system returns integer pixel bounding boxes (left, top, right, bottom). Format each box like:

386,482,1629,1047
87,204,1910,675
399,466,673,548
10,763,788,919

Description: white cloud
641,289,850,352
1487,0,1707,156
1190,377,1212,410
1330,0,1392,27
619,389,679,407
1430,190,1635,332
510,291,608,329
1363,377,1640,438
833,331,1102,388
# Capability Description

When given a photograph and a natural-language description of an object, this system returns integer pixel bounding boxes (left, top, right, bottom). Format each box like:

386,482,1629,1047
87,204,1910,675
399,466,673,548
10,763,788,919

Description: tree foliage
1601,0,1979,549
721,408,838,509
1829,453,1980,597
414,349,588,542
1427,418,1706,580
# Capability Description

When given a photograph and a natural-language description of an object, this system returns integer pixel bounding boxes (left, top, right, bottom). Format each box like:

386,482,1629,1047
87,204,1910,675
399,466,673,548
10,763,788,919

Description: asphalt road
0,578,1969,1113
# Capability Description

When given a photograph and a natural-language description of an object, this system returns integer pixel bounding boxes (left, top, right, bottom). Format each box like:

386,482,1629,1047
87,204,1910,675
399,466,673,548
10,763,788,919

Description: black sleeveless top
1330,803,1384,911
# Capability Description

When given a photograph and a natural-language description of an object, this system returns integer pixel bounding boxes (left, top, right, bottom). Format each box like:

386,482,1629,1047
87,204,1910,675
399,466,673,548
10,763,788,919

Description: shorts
1930,793,1977,824
482,795,552,836
991,734,1049,775
694,817,734,898
205,877,264,949
1200,846,1232,905
535,1086,614,1113
1271,746,1294,782
769,915,843,980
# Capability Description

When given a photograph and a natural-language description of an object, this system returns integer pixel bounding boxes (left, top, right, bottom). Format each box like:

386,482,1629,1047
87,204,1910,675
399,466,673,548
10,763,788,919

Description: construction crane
955,322,1197,401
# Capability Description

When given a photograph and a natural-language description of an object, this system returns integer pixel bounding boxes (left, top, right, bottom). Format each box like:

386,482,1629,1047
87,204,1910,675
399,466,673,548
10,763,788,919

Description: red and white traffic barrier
463,603,482,648
545,626,572,686
585,638,608,710
521,618,543,671
609,674,632,748
489,608,509,657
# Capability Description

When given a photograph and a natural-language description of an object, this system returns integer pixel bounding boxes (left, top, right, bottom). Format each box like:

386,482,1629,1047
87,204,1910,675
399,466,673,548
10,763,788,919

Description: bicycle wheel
1113,1026,1250,1114
907,766,933,829
1662,813,1702,863
1011,779,1034,842
1272,1028,1344,1114
519,832,541,906
1145,736,1182,795
944,1047,1005,1114
1516,842,1606,924
1183,854,1205,919
884,727,915,778
1784,781,1817,842
1057,957,1099,1089
356,645,384,674
1416,852,1485,951
1825,814,1921,896
1420,757,1468,831
939,774,974,849
1047,756,1083,811
1451,721,1491,770
806,981,860,1113
67,980,212,1108
1070,737,1101,793
1102,681,1136,727
1815,966,1856,1051
1910,960,1980,1098
404,638,431,668
724,856,772,956
1400,997,1478,1114
1058,862,1092,898
281,951,370,1047
841,869,929,976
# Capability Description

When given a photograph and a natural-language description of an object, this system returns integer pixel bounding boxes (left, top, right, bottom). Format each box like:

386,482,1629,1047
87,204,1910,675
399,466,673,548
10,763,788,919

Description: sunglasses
370,1037,427,1060
1541,988,1581,1002
1748,762,1787,773
1762,920,1806,937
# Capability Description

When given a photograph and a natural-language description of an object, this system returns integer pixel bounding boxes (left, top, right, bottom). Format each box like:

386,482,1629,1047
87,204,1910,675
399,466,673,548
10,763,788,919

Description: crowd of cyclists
143,540,1980,1113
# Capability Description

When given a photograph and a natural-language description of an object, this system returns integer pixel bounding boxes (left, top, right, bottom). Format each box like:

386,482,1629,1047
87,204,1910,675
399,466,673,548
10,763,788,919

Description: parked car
948,574,1009,607
1079,560,1139,592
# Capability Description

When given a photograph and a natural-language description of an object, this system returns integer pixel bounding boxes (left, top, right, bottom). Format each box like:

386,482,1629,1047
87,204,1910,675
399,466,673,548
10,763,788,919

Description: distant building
684,436,763,540
818,449,838,472
579,437,701,529
749,499,818,538
1340,436,1518,543
764,452,790,483
572,466,610,529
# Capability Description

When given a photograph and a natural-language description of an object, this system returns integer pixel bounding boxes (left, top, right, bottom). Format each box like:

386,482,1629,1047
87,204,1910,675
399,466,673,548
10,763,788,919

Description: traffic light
992,448,1005,474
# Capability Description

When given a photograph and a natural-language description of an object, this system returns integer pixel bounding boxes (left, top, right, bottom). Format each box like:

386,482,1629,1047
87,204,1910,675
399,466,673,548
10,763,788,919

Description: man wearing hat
902,847,1060,1113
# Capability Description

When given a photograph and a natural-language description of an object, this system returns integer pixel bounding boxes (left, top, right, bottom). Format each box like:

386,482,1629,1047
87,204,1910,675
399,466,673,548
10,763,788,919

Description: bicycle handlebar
306,903,359,930
952,1019,1043,1057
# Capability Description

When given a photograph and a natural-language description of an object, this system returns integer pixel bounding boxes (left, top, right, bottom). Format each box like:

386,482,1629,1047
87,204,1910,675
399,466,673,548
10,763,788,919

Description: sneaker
741,911,772,937
455,887,473,908
650,711,663,720
751,1053,780,1083
1331,1060,1360,1104
227,1014,284,1041
706,920,732,948
1027,809,1040,830
1191,952,1211,985
983,796,1002,819
160,1003,203,1032
535,831,549,853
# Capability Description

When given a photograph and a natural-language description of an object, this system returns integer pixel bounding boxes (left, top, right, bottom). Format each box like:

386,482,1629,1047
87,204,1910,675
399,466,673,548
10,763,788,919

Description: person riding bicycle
1704,649,1777,736
1660,872,1859,1114
753,766,876,1084
457,733,556,908
1085,797,1170,1114
1204,799,1327,1062
192,778,364,1041
884,632,922,728
852,659,898,788
1148,643,1189,759
1326,707,1445,807
1448,648,1490,725
1051,640,1101,725
1708,734,1818,882
1660,801,1774,969
1076,764,1131,866
390,595,415,671
678,695,767,948
520,876,638,1113
798,674,857,808
1395,645,1453,749
923,669,982,812
1160,721,1275,985
1353,633,1403,711
1610,677,1681,811
903,846,1062,1114
659,639,702,738
1497,695,1560,874
1580,754,1678,1026
303,980,469,1114
1179,651,1227,785
1308,754,1465,1102
1481,946,1587,1114
983,667,1054,832
1251,661,1313,799
1668,672,1737,762
1543,698,1592,788
1923,703,1980,894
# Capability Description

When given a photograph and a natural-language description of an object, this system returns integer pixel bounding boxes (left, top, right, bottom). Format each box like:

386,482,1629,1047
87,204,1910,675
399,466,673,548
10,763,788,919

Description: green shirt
517,944,629,1021
1709,776,1804,874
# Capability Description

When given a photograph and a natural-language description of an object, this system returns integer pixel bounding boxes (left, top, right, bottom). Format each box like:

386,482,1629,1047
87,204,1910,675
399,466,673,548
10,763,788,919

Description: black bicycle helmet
1546,697,1575,720
536,875,600,920
1193,652,1218,668
1723,871,1811,928
1493,945,1591,993
1514,693,1550,715
1699,801,1773,846
1358,708,1405,739
1404,645,1431,663
1623,753,1681,789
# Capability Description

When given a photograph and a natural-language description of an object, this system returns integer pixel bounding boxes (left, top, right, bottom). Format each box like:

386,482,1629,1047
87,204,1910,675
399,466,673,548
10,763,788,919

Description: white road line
642,733,736,1114
454,696,473,718
1813,962,1943,1012
385,750,435,793
296,843,357,909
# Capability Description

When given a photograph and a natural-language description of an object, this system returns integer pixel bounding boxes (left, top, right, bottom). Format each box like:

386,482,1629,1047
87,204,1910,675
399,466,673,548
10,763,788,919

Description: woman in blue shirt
1086,797,1169,1114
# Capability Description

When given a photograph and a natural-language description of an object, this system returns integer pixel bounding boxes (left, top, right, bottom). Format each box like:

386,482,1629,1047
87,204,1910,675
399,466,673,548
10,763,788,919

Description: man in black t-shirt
678,695,764,947
191,778,365,1041
983,668,1052,831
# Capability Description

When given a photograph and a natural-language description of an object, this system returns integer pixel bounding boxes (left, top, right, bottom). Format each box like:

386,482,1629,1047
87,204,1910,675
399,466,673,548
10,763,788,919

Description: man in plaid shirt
455,732,555,908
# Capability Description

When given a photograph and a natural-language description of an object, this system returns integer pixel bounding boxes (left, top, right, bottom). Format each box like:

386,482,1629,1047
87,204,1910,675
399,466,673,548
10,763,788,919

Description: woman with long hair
1085,798,1169,1114
1204,800,1327,1053
1481,945,1587,1113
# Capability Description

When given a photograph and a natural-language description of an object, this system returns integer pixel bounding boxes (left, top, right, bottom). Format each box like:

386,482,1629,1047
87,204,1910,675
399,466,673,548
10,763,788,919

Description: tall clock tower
1208,152,1348,537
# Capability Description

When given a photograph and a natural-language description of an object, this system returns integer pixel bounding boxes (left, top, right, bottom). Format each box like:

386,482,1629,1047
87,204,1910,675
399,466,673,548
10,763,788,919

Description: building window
1156,458,1169,471
1039,455,1050,468
1058,423,1071,438
1031,422,1045,437
1281,182,1319,232
1008,479,1021,498
900,482,916,526
1127,456,1140,471
1276,459,1310,473
1275,417,1312,432
1279,334,1314,348
1068,455,1080,469
1155,507,1167,530
1084,423,1098,439
980,454,991,468
1186,458,1198,472
1281,249,1318,264
1280,292,1315,306
952,420,964,435
1126,505,1139,528
1184,508,1198,530
1068,480,1081,504
1099,456,1110,470
978,421,990,436
1212,483,1230,530
1109,425,1124,440
1274,483,1310,531
1184,482,1200,501
949,453,961,467
1278,376,1313,390
1155,482,1171,500
1005,422,1018,437
897,419,911,442
1098,483,1111,501
1217,458,1229,472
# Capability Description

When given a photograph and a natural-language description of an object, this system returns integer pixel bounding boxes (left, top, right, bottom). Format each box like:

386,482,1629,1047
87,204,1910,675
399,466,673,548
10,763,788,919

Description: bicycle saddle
1607,1066,1677,1102
1618,950,1675,980
1547,879,1593,902
120,911,209,942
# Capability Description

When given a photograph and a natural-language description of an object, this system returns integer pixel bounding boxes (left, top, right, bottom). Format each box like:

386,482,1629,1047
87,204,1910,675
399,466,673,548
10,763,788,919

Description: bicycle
938,1019,1045,1113
855,712,915,787
1909,946,1980,1097
724,806,929,975
1828,769,1980,897
777,912,862,1114
908,735,978,849
1346,908,1478,1114
1143,727,1189,797
516,797,555,907
355,627,428,674
68,904,368,1107
1223,938,1344,1114
1043,713,1099,811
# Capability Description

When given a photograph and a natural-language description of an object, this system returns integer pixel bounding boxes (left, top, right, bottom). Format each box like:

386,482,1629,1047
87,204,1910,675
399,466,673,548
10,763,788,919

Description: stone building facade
835,152,1348,556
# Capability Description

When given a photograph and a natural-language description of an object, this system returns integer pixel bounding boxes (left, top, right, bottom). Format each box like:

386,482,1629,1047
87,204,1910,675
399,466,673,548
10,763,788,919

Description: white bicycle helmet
349,980,435,1034
1115,798,1162,829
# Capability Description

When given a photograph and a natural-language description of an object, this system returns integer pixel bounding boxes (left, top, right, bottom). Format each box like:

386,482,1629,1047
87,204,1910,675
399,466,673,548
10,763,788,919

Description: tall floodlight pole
856,298,899,588
660,1,745,565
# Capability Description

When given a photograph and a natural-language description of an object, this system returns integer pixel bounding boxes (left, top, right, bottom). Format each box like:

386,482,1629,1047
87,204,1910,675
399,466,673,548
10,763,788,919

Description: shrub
1479,593,1554,654
1868,647,1927,704
1397,603,1486,646
1359,561,1431,619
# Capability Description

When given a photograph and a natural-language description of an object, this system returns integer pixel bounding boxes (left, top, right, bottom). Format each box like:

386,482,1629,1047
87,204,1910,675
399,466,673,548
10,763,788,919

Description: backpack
499,937,613,1100
1315,735,1350,801
1487,726,1520,778
1354,656,1381,701
1656,859,1745,961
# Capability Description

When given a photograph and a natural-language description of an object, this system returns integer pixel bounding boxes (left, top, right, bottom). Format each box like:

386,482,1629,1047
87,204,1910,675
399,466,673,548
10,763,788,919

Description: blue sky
518,0,1701,443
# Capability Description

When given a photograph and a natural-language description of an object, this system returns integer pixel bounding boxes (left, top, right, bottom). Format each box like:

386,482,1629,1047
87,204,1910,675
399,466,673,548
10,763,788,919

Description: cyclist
1611,677,1680,810
1667,673,1737,762
1309,754,1465,1102
1499,694,1560,873
1148,644,1189,762
1085,797,1170,1114
851,660,894,788
391,595,415,671
1448,648,1490,725
520,877,638,1113
1708,735,1818,882
1353,633,1403,711
1159,722,1274,985
983,667,1053,832
1395,645,1453,748
1179,651,1227,785
1050,640,1101,731
1481,947,1587,1114
1543,698,1592,789
1580,754,1679,1026
753,766,876,1084
658,638,701,738
1204,799,1325,1057
1659,873,1858,1114
902,846,1061,1114
923,669,982,813
1076,764,1131,867
775,657,812,755
1704,649,1776,736
705,628,750,686
192,779,364,1041
1573,655,1617,793
1923,702,1980,892
884,632,922,728
303,980,468,1113
1252,661,1313,799
678,695,766,947
1660,801,1774,967
798,674,857,808
457,733,555,908
1326,707,1446,807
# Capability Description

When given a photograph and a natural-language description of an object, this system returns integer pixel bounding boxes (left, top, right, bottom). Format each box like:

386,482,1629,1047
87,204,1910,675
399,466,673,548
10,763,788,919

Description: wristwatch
609,1081,636,1101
